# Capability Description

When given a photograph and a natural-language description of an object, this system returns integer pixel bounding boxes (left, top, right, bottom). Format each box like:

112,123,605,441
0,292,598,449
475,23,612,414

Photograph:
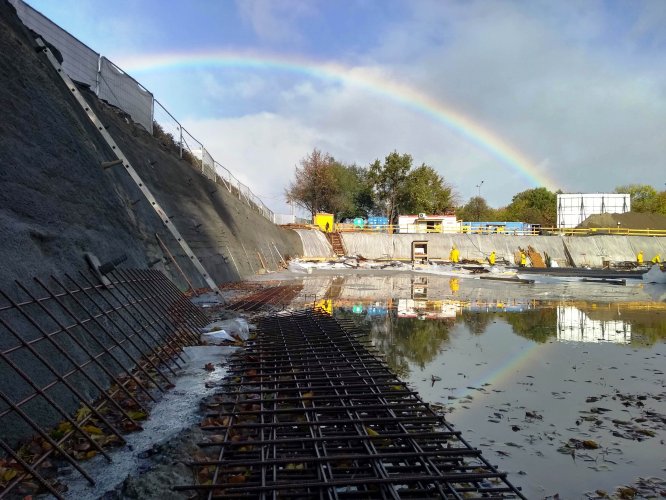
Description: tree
458,196,493,222
285,149,339,217
368,151,412,223
614,184,660,213
505,187,557,226
329,163,375,220
398,165,456,214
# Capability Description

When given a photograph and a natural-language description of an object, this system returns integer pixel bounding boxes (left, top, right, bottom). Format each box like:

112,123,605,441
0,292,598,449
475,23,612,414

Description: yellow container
314,212,334,232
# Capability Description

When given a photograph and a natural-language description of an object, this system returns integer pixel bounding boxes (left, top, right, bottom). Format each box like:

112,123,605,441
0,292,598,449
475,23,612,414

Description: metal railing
151,100,275,222
332,223,666,236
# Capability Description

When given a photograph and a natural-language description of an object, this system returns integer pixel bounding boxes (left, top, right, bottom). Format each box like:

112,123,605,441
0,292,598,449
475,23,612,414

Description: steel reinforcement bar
0,269,207,499
176,310,526,499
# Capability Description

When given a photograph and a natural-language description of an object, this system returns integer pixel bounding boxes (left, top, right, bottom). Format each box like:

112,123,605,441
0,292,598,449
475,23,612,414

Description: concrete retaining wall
295,229,335,258
338,232,664,267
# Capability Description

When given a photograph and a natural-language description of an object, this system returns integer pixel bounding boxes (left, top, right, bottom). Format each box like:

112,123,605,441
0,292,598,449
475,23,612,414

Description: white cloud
235,0,316,44
181,113,325,213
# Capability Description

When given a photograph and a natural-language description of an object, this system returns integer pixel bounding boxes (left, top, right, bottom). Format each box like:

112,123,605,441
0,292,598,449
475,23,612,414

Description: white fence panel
98,57,153,133
9,0,99,88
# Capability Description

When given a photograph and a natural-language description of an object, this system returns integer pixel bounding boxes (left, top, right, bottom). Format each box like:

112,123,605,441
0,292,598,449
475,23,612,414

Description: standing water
281,271,666,498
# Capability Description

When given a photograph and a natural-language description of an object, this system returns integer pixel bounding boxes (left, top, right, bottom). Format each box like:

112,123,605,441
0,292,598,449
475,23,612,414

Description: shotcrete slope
0,1,301,291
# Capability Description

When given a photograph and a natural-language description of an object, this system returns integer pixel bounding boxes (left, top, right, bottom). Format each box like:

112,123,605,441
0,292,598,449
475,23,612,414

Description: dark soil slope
578,212,666,230
0,1,301,291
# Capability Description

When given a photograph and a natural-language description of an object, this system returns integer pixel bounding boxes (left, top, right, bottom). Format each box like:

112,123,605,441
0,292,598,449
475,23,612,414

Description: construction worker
488,251,496,266
519,250,527,267
449,245,460,264
449,277,459,294
652,254,661,264
637,251,643,265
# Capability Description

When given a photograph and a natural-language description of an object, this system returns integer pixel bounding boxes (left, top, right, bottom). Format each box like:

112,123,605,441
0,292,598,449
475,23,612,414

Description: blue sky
24,0,666,215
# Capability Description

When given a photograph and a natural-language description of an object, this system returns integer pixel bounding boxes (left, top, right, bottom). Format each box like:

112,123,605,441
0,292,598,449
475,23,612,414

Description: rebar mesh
178,310,525,499
0,269,207,499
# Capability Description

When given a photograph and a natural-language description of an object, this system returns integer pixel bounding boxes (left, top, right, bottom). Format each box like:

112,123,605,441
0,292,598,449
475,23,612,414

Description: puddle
65,345,235,499
281,272,666,498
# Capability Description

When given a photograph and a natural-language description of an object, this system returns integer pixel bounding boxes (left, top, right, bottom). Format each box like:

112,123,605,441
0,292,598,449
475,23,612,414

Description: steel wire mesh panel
179,310,525,499
0,269,206,499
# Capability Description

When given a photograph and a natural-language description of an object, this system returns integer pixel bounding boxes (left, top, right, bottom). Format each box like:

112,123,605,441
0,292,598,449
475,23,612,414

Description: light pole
475,180,484,222
476,180,484,198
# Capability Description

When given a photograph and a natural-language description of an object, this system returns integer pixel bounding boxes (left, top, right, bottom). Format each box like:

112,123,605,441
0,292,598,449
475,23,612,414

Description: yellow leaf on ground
82,425,104,435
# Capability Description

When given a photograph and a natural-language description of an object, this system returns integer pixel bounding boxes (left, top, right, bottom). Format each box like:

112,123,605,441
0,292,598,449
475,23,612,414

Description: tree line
285,148,666,225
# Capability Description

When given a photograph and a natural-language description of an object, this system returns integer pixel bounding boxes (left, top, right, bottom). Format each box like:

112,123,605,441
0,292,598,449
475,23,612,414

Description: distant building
398,214,460,233
461,221,537,235
557,193,630,229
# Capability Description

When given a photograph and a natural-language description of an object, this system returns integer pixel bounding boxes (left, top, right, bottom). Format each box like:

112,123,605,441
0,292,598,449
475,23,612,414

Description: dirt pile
578,212,666,230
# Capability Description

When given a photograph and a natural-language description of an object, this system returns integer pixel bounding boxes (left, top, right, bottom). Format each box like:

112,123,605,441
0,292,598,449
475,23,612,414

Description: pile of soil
578,212,666,230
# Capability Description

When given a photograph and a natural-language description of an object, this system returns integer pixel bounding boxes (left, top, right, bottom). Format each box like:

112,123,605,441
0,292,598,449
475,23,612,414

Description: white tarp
9,0,99,88
98,57,153,133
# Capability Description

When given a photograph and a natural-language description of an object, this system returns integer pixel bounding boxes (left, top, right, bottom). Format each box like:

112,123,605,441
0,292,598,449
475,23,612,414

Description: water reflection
557,306,631,344
290,273,666,497
309,274,666,349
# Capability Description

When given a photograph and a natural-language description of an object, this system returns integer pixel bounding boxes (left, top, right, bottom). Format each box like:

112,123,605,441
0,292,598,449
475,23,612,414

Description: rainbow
119,50,559,190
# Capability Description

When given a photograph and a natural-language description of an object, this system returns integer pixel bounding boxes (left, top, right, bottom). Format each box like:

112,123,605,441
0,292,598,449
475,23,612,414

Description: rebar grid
0,269,207,499
178,310,525,499
225,283,304,313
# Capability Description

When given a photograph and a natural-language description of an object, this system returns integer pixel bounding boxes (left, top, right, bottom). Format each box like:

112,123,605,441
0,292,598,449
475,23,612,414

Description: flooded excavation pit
177,310,525,498
255,271,663,499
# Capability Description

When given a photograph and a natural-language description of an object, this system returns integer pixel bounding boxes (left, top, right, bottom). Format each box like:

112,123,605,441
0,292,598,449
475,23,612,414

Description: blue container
367,216,388,228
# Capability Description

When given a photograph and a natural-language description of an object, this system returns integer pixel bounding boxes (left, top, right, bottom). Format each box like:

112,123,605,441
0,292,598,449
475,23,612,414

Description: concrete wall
338,232,664,267
295,229,335,258
565,236,666,267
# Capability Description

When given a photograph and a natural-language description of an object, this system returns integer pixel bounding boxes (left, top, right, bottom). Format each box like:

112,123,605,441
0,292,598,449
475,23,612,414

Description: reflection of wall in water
397,299,458,319
557,306,631,343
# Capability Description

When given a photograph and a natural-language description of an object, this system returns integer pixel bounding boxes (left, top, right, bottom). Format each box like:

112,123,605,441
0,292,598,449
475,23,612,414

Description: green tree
505,187,557,226
398,165,456,214
501,308,558,343
368,151,412,223
285,148,339,217
458,196,493,222
329,163,375,220
614,184,660,213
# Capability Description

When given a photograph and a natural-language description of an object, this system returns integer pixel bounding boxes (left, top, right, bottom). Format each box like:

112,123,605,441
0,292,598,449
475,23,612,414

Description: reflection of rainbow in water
442,342,550,414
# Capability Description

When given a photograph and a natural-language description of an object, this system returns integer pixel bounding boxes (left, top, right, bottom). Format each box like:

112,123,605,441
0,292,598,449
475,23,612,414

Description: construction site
1,1,665,499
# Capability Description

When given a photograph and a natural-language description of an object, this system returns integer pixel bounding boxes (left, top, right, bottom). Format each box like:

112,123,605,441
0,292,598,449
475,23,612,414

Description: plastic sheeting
9,0,99,88
294,229,335,258
98,57,153,133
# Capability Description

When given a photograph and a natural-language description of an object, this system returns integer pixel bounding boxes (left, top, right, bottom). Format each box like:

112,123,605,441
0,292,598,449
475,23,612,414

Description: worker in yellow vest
450,245,460,264
488,251,496,266
652,254,661,264
449,277,459,293
519,250,527,267
637,251,643,265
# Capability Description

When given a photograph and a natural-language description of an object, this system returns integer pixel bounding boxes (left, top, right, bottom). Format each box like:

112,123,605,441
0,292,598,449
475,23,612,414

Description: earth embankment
0,1,301,292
